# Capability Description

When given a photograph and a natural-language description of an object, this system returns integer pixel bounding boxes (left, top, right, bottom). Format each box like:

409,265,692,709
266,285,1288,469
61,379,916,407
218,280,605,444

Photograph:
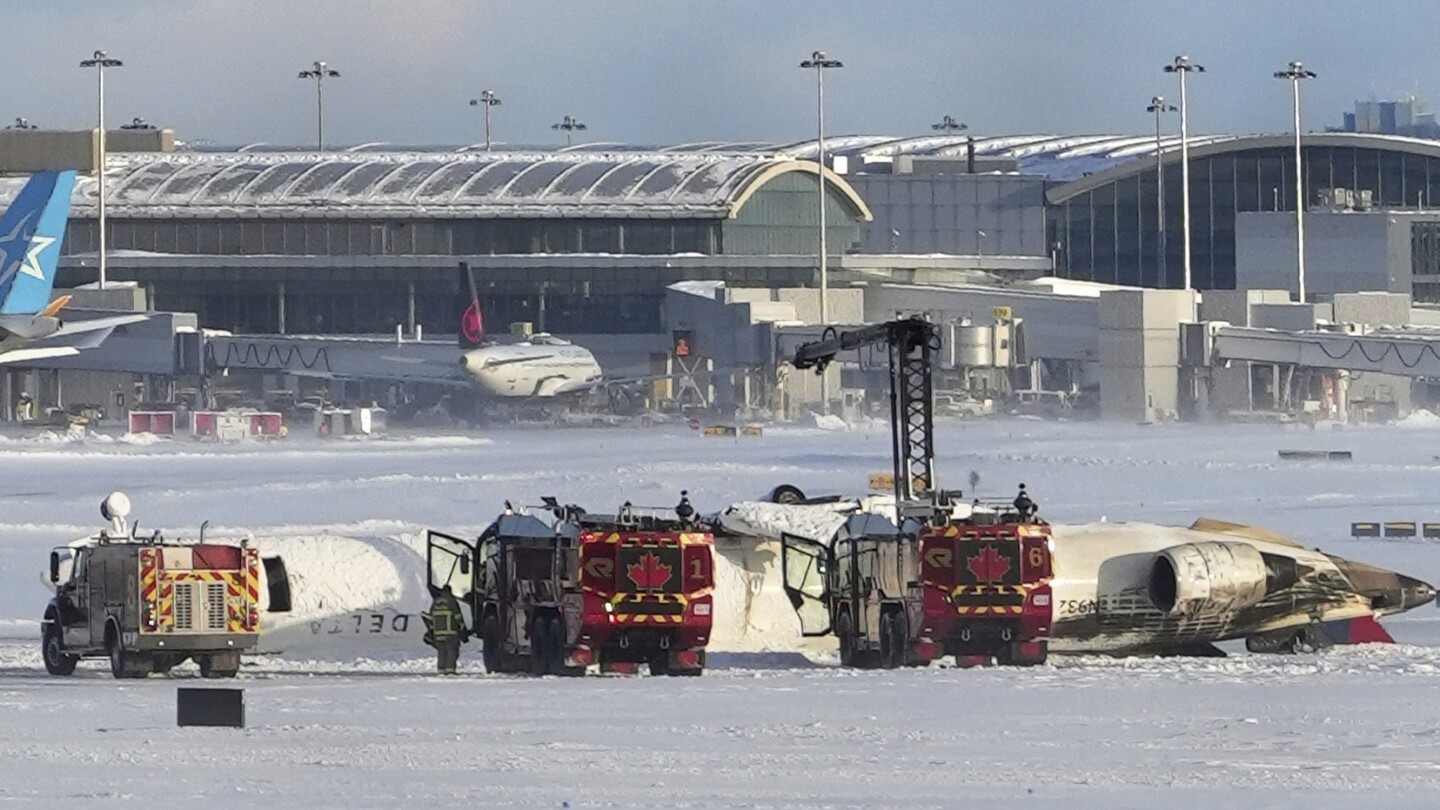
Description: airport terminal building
49,148,873,336
33,131,1440,339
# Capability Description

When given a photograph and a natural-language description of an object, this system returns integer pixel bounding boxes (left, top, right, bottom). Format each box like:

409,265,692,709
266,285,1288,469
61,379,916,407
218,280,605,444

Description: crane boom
793,317,941,504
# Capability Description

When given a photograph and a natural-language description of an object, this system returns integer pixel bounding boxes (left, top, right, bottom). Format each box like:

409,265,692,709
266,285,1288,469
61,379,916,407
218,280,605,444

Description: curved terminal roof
25,132,1440,219
774,133,1247,181
58,150,870,221
776,131,1440,196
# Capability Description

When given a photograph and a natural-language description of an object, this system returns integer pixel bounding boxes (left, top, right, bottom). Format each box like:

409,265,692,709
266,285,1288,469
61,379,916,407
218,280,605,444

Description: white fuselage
460,336,603,398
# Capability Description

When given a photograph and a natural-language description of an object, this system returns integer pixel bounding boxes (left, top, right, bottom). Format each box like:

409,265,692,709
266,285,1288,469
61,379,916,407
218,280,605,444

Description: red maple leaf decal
461,300,484,345
967,546,1012,583
627,551,673,591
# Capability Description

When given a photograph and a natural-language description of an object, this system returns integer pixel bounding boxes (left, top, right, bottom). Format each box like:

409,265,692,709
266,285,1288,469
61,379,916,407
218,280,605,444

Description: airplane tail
0,170,76,316
458,260,484,349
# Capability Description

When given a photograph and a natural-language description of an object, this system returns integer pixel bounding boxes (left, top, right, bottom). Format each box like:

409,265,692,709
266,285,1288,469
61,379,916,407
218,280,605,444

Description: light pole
1147,96,1177,287
551,115,587,146
80,49,122,290
801,50,842,415
800,51,842,332
297,61,340,151
931,114,967,135
1163,55,1204,313
470,90,501,151
1275,60,1316,303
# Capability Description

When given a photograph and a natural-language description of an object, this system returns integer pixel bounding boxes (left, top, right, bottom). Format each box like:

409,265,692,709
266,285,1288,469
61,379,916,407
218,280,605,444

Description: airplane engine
1147,542,1270,617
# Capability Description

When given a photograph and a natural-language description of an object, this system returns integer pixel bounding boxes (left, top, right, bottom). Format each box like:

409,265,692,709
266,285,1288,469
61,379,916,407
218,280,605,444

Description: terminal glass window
1412,222,1440,304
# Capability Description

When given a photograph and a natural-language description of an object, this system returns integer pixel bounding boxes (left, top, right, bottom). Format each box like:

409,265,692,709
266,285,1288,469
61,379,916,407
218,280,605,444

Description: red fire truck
914,512,1053,665
43,498,262,679
427,497,714,676
781,503,1053,668
780,318,1054,667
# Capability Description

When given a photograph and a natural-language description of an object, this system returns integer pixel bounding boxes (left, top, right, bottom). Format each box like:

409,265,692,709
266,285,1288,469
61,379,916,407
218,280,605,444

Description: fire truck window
263,556,293,613
512,548,553,581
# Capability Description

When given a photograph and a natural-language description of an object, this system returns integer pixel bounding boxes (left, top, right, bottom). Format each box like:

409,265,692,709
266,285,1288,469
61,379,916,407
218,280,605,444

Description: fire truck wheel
481,613,502,674
878,614,899,670
198,653,239,679
529,617,550,676
997,640,1048,667
766,484,806,505
107,631,149,680
835,611,856,668
884,612,909,669
544,616,582,676
544,615,568,676
666,650,705,677
42,629,77,676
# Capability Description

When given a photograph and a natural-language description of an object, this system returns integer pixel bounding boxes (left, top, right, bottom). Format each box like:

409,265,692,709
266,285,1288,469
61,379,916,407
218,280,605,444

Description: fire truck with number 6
42,493,262,679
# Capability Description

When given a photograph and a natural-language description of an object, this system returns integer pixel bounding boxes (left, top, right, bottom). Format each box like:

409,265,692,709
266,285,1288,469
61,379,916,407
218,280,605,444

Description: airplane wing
476,353,559,369
0,345,81,365
1188,517,1306,549
545,370,705,397
54,313,149,337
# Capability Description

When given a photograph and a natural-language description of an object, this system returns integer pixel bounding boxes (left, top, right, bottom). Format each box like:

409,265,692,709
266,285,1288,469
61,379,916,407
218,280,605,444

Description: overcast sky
10,1,1440,148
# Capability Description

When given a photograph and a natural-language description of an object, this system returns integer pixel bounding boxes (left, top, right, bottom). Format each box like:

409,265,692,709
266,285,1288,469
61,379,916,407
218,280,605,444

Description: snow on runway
4,640,1440,806
4,419,1440,806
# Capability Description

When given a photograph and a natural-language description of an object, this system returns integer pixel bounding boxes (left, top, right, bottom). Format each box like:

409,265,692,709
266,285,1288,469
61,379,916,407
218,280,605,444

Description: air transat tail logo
967,546,1012,583
0,211,43,286
627,551,672,591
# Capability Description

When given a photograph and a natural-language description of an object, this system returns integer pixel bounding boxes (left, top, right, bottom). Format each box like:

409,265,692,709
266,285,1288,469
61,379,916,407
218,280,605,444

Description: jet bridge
188,333,463,385
1210,325,1440,379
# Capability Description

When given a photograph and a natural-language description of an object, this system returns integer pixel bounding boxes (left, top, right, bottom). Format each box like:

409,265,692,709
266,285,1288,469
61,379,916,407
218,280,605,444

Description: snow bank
118,431,168,446
809,413,849,431
1396,409,1440,429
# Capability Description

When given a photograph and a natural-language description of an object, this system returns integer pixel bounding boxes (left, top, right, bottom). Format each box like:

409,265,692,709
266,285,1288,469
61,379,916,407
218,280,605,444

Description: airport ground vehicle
780,318,1054,666
782,503,1053,667
42,495,262,678
428,497,714,675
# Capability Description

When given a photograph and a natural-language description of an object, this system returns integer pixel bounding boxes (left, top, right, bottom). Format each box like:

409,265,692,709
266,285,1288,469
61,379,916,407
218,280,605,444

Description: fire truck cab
782,502,1054,667
42,494,262,679
427,496,714,676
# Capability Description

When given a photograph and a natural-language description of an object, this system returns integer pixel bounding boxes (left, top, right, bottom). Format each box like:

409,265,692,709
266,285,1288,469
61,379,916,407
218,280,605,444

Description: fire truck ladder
792,317,941,504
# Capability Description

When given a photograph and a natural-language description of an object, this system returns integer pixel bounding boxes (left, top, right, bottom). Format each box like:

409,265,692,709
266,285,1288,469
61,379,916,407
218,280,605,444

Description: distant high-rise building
1334,97,1440,139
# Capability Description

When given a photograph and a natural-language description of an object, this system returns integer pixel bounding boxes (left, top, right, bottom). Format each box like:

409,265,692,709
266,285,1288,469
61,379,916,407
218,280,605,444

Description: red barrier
128,411,177,435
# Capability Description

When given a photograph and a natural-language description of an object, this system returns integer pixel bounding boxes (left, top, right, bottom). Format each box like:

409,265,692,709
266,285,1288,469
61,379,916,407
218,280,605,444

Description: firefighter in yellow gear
425,585,466,675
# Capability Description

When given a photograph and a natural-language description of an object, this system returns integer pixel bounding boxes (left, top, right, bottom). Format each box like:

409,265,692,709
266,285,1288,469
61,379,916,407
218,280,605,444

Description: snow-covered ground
4,419,1440,806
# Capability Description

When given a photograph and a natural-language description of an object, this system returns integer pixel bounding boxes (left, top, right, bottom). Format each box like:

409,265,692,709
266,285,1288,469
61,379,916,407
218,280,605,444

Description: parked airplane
456,263,604,398
0,170,146,365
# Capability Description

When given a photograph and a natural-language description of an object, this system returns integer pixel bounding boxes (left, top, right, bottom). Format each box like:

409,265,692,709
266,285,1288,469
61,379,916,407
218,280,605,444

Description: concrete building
1236,209,1440,304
